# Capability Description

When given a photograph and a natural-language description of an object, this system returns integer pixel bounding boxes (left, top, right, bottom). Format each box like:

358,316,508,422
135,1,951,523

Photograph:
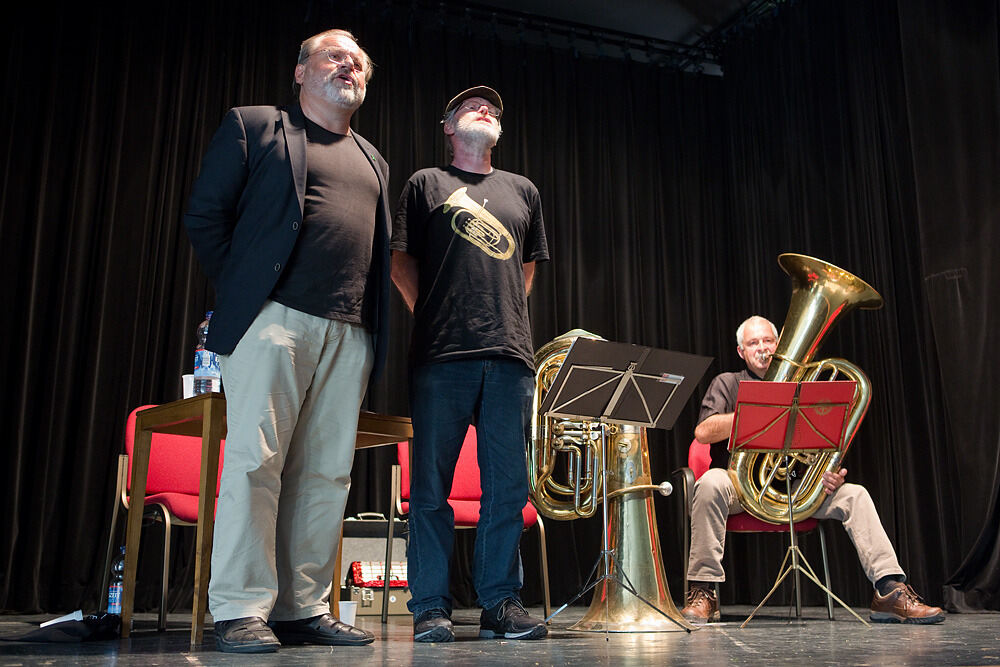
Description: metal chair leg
675,467,695,597
100,455,129,612
819,524,834,620
382,464,401,624
159,507,172,632
536,516,551,620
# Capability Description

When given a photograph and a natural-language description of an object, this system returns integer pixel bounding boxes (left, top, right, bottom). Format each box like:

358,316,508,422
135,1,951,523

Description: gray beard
321,77,366,110
453,117,500,153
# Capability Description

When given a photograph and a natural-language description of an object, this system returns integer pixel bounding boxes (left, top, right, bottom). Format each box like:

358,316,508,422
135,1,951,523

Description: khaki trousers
687,468,904,585
209,300,373,623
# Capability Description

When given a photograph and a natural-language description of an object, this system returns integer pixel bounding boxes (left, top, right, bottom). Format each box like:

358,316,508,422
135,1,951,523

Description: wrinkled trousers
687,468,904,585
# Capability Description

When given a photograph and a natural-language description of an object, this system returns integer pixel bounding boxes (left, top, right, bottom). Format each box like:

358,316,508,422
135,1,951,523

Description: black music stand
730,380,870,628
539,338,711,631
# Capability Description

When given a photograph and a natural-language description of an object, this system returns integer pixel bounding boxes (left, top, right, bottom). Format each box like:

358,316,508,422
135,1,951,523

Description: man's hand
821,468,847,495
391,250,419,313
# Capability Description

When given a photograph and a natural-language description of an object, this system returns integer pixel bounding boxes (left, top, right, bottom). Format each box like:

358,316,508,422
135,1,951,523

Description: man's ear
294,63,306,85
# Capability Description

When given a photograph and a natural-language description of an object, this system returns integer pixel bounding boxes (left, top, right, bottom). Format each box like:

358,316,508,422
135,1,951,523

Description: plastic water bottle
193,311,221,394
107,546,125,615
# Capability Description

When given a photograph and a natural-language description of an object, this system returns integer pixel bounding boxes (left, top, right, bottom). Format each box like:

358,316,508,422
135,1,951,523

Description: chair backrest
396,425,481,502
688,438,713,480
124,405,226,496
397,425,539,528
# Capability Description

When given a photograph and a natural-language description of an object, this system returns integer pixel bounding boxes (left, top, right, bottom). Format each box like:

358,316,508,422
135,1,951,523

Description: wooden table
119,393,411,646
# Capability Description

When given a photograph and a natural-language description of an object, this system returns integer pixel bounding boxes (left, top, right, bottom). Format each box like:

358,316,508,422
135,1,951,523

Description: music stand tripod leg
794,561,871,627
544,550,605,623
613,560,691,632
741,548,796,628
544,439,611,625
742,454,871,628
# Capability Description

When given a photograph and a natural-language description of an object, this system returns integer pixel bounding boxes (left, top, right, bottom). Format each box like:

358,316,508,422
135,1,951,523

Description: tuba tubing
728,253,883,524
529,330,604,520
528,330,691,631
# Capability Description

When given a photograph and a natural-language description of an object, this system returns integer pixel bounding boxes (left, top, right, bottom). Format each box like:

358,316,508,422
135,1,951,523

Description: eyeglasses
308,48,365,74
458,102,500,118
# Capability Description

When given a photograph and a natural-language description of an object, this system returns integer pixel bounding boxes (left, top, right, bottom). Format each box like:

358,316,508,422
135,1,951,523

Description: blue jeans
406,358,534,615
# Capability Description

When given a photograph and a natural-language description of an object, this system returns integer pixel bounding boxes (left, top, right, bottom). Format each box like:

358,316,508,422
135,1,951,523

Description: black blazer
184,104,391,379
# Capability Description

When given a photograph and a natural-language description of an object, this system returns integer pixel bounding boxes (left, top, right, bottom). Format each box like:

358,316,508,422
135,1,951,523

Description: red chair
100,405,226,631
384,425,551,622
676,438,833,618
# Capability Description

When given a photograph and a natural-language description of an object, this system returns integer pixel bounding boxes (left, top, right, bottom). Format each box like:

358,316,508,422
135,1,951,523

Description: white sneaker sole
478,625,547,640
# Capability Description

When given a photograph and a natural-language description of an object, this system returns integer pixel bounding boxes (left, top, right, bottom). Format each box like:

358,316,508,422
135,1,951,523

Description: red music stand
729,380,870,628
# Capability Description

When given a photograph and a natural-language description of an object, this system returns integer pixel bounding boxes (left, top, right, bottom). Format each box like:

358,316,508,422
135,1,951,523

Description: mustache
328,67,358,86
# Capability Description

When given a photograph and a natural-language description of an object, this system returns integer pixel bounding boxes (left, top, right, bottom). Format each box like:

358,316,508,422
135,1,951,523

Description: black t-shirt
270,120,380,326
698,369,755,469
391,166,549,368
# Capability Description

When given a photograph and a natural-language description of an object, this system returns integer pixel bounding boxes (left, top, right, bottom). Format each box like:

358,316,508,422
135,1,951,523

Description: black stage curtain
1,0,997,614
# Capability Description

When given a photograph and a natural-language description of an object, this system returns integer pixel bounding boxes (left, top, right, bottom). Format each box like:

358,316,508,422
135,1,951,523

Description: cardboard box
344,585,412,616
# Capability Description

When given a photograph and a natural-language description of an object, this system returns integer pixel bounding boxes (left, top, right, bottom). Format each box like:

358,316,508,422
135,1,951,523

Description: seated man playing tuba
681,315,944,625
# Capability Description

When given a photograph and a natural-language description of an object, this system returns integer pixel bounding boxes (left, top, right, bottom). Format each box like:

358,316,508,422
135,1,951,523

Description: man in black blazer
184,29,390,653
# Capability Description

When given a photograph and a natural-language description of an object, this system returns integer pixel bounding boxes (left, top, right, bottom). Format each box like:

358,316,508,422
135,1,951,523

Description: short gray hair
735,315,778,349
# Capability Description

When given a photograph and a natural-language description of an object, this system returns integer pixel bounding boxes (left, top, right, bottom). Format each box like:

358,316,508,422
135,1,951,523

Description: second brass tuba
729,253,884,524
529,330,689,631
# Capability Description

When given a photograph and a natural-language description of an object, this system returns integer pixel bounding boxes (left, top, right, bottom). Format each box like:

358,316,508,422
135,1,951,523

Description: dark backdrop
1,0,997,614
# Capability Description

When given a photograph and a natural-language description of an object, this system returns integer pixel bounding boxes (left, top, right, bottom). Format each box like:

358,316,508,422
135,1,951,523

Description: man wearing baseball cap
391,86,549,642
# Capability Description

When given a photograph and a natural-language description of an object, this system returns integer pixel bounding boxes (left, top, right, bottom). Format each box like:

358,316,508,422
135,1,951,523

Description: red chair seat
681,437,834,619
689,438,820,533
726,513,818,533
398,499,539,527
141,492,219,523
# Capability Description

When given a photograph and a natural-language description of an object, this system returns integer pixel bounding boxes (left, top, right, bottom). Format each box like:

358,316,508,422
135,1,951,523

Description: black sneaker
479,598,547,640
413,608,455,643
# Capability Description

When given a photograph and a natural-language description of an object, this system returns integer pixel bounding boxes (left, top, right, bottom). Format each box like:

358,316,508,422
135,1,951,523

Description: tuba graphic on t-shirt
442,187,516,260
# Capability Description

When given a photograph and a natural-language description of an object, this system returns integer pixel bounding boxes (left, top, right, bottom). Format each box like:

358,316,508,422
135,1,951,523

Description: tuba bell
729,253,884,524
530,330,690,631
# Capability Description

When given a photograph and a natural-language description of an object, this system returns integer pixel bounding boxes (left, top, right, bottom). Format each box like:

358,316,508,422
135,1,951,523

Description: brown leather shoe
870,583,945,624
680,586,720,624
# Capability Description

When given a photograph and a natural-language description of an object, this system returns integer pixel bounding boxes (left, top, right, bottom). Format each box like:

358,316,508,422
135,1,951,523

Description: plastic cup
338,600,358,626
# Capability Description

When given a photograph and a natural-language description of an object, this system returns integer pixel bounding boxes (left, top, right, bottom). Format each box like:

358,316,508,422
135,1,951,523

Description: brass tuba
530,330,690,631
729,253,884,524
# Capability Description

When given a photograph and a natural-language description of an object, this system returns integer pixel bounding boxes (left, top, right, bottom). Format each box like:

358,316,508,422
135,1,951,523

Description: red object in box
349,561,408,588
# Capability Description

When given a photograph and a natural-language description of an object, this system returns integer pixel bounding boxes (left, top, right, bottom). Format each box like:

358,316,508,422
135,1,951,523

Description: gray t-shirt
698,369,755,468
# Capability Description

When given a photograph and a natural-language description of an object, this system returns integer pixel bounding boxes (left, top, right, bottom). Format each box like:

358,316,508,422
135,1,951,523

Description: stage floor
1,605,998,665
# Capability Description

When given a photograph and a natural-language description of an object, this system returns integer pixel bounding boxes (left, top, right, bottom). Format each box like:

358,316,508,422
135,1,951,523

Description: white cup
338,600,358,627
182,374,194,399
